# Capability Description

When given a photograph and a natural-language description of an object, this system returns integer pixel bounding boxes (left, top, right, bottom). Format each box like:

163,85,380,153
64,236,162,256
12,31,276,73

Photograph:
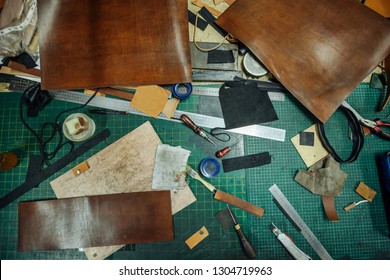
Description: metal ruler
192,85,285,102
268,184,333,260
49,90,285,141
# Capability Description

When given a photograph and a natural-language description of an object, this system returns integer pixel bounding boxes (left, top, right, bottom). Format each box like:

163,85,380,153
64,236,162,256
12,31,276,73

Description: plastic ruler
49,90,286,141
268,184,333,260
192,85,285,102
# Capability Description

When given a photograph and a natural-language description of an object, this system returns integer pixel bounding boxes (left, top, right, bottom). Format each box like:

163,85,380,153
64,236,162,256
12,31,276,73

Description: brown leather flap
37,0,192,90
216,0,390,122
18,191,173,251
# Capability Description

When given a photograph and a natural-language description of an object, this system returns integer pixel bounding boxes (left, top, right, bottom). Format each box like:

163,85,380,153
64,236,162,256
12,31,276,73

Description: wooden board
50,121,196,259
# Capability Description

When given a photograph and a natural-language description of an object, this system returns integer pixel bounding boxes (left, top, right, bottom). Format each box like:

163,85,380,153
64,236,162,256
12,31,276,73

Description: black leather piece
222,152,271,172
219,82,278,129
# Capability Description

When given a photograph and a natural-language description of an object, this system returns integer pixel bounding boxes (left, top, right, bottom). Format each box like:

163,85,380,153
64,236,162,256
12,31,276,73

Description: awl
186,165,264,218
180,114,216,145
271,223,312,260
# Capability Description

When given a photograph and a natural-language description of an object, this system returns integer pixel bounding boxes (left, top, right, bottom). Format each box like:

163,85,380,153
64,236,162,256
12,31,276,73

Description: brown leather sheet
18,191,173,251
216,0,390,122
37,0,192,90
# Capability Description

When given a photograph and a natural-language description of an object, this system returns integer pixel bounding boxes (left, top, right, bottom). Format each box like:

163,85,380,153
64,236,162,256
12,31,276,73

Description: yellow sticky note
130,85,169,118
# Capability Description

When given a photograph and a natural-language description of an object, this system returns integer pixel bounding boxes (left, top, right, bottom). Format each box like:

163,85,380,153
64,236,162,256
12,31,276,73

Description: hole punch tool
270,223,312,260
341,101,390,141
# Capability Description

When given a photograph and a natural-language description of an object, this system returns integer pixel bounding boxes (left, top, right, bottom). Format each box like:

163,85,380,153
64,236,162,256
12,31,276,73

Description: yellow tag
185,226,209,249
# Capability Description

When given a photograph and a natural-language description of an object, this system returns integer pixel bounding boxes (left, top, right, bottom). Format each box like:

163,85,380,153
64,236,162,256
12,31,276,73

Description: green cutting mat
1,83,389,260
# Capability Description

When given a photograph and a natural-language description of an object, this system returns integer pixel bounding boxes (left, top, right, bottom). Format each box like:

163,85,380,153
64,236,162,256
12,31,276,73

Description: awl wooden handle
214,190,264,218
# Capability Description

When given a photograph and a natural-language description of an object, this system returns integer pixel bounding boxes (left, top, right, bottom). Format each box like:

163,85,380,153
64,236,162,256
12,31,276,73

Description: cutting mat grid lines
246,83,390,260
1,83,390,260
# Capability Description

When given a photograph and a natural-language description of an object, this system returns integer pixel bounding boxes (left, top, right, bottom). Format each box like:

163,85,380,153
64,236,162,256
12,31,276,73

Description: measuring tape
0,0,37,37
192,85,285,102
268,184,333,260
48,90,285,141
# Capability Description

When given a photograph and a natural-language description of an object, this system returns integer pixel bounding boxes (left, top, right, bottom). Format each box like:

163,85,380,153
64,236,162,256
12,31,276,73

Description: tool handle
214,190,264,218
234,224,256,259
216,147,231,158
180,114,200,133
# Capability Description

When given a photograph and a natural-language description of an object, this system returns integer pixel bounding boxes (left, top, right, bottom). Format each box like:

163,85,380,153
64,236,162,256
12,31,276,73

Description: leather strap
322,196,340,222
214,190,264,218
0,128,110,210
317,106,364,164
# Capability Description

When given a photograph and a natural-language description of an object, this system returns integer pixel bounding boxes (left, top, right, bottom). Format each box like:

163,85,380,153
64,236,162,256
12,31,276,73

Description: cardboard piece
291,124,329,167
50,121,196,260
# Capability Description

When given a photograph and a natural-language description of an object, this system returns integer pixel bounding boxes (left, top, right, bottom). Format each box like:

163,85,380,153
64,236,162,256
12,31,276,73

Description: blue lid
200,158,220,178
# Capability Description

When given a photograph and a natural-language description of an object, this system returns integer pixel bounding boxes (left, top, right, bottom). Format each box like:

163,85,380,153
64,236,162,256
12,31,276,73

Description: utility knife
271,223,312,260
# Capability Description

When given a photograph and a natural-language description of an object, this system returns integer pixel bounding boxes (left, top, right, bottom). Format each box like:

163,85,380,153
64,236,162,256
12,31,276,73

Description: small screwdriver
180,114,216,145
216,142,240,158
227,205,256,259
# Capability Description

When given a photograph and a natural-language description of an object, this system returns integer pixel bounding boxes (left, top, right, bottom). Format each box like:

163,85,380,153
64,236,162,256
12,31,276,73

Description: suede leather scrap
294,155,348,196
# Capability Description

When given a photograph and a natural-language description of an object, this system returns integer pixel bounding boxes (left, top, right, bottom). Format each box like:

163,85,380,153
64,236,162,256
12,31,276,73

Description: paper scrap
152,144,191,190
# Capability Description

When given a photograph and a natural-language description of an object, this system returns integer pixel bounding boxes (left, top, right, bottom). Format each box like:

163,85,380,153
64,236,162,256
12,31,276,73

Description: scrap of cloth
294,155,348,196
152,144,191,190
36,0,192,90
219,81,278,129
216,0,390,123
18,191,174,251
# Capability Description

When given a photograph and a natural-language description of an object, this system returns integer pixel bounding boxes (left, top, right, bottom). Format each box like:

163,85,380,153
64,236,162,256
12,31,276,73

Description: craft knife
270,223,312,260
269,184,333,260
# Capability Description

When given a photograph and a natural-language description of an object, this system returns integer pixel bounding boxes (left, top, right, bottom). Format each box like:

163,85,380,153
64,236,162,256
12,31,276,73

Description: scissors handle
372,119,390,140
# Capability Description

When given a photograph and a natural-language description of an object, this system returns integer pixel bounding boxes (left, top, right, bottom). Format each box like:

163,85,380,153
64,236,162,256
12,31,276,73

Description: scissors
341,101,390,140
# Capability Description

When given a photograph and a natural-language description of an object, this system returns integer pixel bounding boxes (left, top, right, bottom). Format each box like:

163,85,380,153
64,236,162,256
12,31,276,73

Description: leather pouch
18,191,173,251
216,0,390,122
37,0,192,90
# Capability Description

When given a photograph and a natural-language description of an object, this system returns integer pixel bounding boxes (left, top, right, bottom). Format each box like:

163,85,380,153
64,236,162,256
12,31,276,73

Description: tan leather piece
322,196,340,222
37,0,192,90
216,0,390,123
7,61,41,77
213,190,264,218
18,191,173,251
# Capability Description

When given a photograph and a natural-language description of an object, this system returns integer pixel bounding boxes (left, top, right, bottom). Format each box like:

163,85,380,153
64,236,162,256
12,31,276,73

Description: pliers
342,101,390,141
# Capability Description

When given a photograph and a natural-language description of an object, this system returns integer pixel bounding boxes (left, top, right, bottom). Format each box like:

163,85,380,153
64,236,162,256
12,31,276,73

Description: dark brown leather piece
37,0,192,90
216,0,390,122
18,191,173,251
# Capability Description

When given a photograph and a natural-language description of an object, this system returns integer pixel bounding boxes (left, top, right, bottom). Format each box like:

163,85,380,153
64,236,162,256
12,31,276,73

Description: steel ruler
49,90,285,141
268,184,333,260
192,85,285,102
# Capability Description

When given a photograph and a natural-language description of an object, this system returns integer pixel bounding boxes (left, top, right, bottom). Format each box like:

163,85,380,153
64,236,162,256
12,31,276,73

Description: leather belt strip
0,128,110,210
322,196,340,222
317,106,364,164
